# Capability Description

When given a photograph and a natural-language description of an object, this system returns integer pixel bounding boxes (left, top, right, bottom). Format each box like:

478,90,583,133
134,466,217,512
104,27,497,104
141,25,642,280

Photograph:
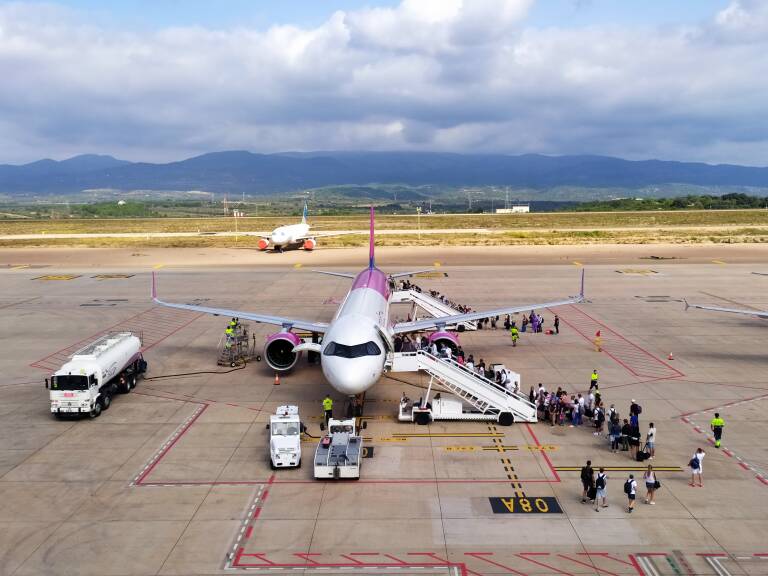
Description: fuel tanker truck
46,332,147,418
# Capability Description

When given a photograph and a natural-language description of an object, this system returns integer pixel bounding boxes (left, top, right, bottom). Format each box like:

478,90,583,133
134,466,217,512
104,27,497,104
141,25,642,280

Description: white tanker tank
47,332,147,418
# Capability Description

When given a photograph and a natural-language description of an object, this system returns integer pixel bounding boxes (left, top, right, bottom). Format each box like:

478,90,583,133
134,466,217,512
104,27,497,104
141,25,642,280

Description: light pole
416,206,422,241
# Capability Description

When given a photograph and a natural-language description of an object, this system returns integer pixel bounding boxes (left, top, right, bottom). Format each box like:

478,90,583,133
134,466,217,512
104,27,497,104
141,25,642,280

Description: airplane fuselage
319,267,391,395
270,222,310,249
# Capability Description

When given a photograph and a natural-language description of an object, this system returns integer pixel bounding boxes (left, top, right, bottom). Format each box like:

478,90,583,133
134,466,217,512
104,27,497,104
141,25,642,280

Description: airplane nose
321,358,380,395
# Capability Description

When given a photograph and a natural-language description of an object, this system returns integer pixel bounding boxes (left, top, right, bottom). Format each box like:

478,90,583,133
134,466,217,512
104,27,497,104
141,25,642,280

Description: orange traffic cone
668,352,674,360
274,373,280,385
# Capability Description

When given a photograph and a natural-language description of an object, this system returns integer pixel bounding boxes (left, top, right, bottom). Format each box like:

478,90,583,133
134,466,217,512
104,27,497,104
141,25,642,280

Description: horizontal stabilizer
312,270,356,279
390,268,434,279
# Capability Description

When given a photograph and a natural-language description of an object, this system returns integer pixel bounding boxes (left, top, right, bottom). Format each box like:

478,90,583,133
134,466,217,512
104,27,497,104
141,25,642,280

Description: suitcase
636,443,650,462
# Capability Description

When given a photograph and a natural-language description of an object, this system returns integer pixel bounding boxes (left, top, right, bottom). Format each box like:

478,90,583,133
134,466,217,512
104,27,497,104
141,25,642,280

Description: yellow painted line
444,446,478,452
711,260,727,265
572,261,583,267
378,437,408,443
10,265,30,270
433,261,441,267
555,466,682,472
153,264,165,269
293,263,303,269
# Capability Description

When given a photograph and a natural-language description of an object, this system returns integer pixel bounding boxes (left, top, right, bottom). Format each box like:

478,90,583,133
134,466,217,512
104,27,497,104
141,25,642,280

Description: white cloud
0,0,766,165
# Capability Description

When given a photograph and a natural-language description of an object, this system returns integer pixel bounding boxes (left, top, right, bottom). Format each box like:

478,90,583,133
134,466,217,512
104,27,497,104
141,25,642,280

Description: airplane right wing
152,272,330,333
393,270,585,334
684,299,768,319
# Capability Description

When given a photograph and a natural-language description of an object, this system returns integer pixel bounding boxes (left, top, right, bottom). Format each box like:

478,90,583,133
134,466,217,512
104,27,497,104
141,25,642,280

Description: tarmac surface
1,245,767,576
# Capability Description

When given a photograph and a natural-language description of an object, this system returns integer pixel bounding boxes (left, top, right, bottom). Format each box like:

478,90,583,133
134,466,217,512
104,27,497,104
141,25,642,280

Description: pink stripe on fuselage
351,268,390,300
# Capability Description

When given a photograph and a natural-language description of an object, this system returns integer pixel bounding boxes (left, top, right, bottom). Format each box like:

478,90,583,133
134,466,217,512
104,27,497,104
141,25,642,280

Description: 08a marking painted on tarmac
489,496,562,514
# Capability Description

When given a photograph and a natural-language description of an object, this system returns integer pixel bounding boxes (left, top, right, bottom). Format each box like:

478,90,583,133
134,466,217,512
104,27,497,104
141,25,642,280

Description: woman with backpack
689,448,705,487
594,468,608,511
624,474,638,513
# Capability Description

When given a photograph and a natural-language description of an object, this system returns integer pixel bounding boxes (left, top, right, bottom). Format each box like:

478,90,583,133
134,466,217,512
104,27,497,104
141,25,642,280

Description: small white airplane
153,208,585,396
684,299,768,319
257,202,345,252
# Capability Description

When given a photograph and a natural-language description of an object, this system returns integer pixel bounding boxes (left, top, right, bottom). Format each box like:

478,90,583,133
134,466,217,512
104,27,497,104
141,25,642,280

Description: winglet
579,269,585,301
369,205,375,269
302,200,308,224
151,271,158,301
683,298,690,311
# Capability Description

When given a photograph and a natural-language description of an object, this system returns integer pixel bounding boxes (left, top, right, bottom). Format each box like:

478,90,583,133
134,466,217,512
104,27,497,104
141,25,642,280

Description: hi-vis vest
323,397,333,411
711,417,724,429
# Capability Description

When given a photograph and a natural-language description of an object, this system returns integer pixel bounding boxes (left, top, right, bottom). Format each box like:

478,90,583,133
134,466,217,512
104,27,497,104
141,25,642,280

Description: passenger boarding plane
153,208,585,396
257,202,347,252
684,299,768,319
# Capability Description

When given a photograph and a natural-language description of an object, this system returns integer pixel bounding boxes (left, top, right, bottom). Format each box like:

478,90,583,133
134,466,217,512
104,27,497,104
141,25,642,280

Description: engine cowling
257,238,269,251
428,331,460,354
264,332,302,371
303,238,316,251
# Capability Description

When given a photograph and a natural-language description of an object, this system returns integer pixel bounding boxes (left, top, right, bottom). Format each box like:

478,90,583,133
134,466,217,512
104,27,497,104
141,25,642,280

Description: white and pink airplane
153,208,585,396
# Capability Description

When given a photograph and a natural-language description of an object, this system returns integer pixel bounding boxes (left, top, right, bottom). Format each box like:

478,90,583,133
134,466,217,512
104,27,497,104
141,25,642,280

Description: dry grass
3,209,768,237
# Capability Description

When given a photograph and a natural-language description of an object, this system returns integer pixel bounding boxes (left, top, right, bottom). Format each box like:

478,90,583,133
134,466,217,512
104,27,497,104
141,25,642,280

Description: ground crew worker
510,325,519,347
710,412,725,448
224,325,234,348
590,370,599,390
323,394,333,425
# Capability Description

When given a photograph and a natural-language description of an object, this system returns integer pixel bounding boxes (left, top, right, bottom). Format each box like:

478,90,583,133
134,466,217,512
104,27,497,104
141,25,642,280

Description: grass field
2,209,768,236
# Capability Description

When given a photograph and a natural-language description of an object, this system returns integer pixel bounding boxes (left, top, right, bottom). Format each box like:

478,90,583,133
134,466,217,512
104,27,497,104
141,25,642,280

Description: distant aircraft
154,208,585,396
257,202,345,252
684,299,768,319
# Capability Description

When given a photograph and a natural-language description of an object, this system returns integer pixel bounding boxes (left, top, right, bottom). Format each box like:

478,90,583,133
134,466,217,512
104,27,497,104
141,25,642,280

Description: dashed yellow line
293,263,303,269
10,265,30,270
153,264,165,269
711,260,727,265
433,261,442,267
572,261,583,267
391,432,504,438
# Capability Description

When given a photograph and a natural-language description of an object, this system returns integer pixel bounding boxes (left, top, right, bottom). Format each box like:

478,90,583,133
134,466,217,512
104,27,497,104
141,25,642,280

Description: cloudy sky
1,0,766,165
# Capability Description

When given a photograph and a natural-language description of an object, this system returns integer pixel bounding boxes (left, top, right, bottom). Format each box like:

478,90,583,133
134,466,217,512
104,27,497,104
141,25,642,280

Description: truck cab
266,405,303,469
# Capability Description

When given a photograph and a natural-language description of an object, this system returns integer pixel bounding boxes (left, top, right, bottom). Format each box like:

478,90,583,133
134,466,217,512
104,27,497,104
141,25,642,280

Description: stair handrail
409,350,535,410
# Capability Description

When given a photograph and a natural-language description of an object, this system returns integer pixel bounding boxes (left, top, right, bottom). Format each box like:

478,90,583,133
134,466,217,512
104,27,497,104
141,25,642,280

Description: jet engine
264,332,302,371
257,238,269,251
303,238,316,251
428,331,460,354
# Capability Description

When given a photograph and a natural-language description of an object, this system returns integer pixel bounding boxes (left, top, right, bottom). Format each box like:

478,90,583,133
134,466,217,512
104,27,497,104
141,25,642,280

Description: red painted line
465,552,527,576
252,507,261,519
696,553,729,557
233,547,245,566
382,554,407,564
244,526,253,539
349,553,380,556
677,392,768,418
133,402,208,485
261,489,269,502
578,553,634,567
757,476,768,485
739,462,751,470
294,553,322,565
628,555,646,576
558,554,620,576
723,449,733,457
340,555,365,565
525,423,560,482
517,553,575,576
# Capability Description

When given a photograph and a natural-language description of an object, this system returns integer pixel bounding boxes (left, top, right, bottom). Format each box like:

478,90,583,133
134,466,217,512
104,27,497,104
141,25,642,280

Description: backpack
689,456,700,470
636,404,643,415
595,474,605,489
623,480,632,494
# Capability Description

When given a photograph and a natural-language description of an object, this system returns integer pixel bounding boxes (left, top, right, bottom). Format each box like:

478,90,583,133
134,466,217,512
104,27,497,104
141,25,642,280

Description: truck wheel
498,412,514,426
90,402,102,418
269,460,276,470
415,411,431,426
102,394,112,411
130,376,137,389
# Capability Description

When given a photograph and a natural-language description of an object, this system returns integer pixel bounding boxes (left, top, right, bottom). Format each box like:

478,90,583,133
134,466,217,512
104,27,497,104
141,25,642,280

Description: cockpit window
323,341,381,358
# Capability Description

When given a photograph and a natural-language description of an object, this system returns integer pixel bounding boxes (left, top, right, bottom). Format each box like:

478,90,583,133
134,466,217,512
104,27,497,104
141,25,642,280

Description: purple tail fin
369,206,375,269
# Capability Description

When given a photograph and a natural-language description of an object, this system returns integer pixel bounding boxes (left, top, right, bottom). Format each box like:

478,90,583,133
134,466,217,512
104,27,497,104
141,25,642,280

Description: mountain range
1,151,767,197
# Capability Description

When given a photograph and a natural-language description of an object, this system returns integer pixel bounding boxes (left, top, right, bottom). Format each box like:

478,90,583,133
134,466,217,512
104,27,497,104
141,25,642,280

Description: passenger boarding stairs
390,350,537,423
391,290,477,330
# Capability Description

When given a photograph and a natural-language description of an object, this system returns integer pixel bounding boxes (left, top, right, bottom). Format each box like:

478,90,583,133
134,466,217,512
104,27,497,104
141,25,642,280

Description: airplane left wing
152,272,329,333
684,299,768,319
392,271,585,334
